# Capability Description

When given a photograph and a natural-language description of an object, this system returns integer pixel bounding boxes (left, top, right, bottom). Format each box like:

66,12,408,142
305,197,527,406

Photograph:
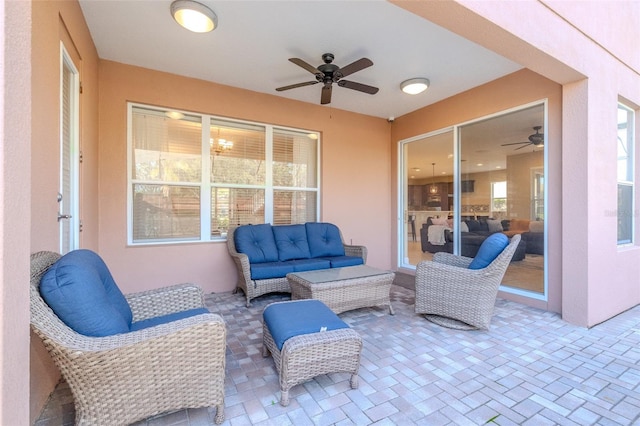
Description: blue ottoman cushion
305,222,346,258
468,233,509,270
273,224,311,261
40,249,133,337
263,300,350,350
235,224,279,263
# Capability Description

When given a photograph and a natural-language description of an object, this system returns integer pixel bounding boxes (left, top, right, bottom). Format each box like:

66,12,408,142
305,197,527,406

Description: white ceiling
78,0,523,119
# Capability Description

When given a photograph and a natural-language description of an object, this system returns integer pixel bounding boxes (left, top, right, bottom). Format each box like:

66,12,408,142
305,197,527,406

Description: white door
59,43,80,254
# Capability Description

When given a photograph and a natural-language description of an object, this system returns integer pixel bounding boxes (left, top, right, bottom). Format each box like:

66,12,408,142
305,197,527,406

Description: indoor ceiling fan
501,126,544,150
275,53,379,105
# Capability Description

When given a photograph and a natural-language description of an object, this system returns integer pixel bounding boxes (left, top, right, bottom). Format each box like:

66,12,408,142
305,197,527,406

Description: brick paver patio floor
36,283,640,425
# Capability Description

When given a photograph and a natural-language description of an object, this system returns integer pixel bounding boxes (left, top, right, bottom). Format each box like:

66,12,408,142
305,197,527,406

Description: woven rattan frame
226,226,368,307
261,300,362,406
30,251,227,425
288,267,395,314
414,234,522,330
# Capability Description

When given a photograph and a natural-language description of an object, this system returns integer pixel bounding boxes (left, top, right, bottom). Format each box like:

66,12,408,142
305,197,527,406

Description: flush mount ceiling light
400,78,430,95
171,0,218,33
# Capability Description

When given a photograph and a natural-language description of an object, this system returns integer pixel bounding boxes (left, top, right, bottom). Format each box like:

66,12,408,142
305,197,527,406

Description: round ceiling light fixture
400,78,430,95
171,0,218,33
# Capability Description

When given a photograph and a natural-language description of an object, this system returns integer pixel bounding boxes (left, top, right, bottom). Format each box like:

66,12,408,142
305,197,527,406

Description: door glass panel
402,130,453,267
458,104,545,294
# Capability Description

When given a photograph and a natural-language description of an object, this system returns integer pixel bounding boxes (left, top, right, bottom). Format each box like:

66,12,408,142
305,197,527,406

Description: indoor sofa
227,222,367,307
421,217,525,261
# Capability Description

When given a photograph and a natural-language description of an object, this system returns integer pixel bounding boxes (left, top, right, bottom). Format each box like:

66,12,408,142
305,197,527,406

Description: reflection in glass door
400,130,453,269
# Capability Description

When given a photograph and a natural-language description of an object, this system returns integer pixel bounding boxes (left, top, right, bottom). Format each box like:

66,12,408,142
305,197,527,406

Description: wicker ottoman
262,299,363,406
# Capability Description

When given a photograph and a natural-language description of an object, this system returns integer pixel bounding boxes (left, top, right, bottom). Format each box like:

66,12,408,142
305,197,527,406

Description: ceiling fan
501,126,544,150
275,53,379,105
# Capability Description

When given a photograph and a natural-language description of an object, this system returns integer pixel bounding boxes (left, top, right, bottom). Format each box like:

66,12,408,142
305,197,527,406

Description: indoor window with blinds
128,103,320,244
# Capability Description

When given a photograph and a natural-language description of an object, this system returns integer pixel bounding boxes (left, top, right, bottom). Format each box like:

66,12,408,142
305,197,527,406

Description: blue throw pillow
272,224,311,261
263,300,349,350
234,224,279,263
40,249,131,336
468,233,509,270
305,222,345,258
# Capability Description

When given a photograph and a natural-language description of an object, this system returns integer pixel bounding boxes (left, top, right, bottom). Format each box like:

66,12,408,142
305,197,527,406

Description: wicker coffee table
287,265,395,314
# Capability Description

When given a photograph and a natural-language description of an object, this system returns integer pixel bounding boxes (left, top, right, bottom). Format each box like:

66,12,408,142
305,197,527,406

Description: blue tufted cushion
250,262,296,280
272,224,311,261
305,222,345,258
234,224,279,263
468,233,509,270
130,308,209,331
40,249,132,337
263,300,350,350
322,255,363,268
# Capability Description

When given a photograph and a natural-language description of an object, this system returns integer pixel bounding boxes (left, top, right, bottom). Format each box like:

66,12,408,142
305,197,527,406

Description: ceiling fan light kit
171,0,217,33
400,78,430,95
276,53,379,105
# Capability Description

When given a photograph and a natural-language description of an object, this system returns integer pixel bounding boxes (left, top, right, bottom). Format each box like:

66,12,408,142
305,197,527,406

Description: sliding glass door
400,102,547,298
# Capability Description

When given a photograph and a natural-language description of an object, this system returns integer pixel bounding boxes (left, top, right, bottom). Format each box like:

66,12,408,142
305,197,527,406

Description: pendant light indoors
171,0,218,33
429,163,439,194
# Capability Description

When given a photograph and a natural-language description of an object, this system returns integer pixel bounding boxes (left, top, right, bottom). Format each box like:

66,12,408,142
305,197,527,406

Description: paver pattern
36,284,640,425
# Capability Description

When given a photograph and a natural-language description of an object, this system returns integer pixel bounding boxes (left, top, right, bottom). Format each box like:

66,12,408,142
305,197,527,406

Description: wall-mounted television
461,180,475,193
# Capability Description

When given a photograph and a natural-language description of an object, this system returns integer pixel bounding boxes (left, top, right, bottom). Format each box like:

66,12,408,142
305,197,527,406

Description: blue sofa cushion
130,308,209,331
235,224,279,263
40,249,132,337
287,258,332,272
468,233,509,270
250,262,296,280
305,222,345,258
321,256,363,268
263,300,350,350
272,224,311,261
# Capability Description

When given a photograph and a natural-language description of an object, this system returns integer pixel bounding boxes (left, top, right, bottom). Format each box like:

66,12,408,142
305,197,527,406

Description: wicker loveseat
30,250,227,425
227,222,367,307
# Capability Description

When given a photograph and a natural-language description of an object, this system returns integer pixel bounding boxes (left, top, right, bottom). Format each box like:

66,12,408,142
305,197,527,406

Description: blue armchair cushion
272,224,311,261
130,308,209,331
305,222,346,257
468,233,509,270
40,249,132,337
263,300,350,350
234,224,279,263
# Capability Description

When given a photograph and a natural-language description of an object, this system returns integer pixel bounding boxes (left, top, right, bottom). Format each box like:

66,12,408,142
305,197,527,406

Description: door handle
57,214,72,222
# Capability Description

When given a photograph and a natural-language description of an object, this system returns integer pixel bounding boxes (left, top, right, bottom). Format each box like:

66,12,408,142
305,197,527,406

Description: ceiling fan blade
289,58,320,75
338,80,379,94
501,141,529,146
338,58,373,78
276,81,318,92
514,144,532,150
321,84,332,105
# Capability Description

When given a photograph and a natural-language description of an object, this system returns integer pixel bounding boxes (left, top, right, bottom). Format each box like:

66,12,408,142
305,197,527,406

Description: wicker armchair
226,226,367,307
415,234,522,330
30,251,227,425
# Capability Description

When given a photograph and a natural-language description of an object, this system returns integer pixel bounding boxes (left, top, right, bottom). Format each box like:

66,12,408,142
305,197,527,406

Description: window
491,181,507,214
617,102,635,245
128,104,319,244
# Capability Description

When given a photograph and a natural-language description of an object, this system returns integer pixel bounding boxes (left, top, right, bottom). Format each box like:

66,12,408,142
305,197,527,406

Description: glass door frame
397,100,549,301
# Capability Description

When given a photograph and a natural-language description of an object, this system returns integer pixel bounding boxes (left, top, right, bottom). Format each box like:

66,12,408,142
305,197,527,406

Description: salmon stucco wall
98,60,392,295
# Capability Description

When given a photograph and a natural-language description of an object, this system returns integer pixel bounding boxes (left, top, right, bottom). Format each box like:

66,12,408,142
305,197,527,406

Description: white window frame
617,101,635,246
490,181,507,215
126,103,321,245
